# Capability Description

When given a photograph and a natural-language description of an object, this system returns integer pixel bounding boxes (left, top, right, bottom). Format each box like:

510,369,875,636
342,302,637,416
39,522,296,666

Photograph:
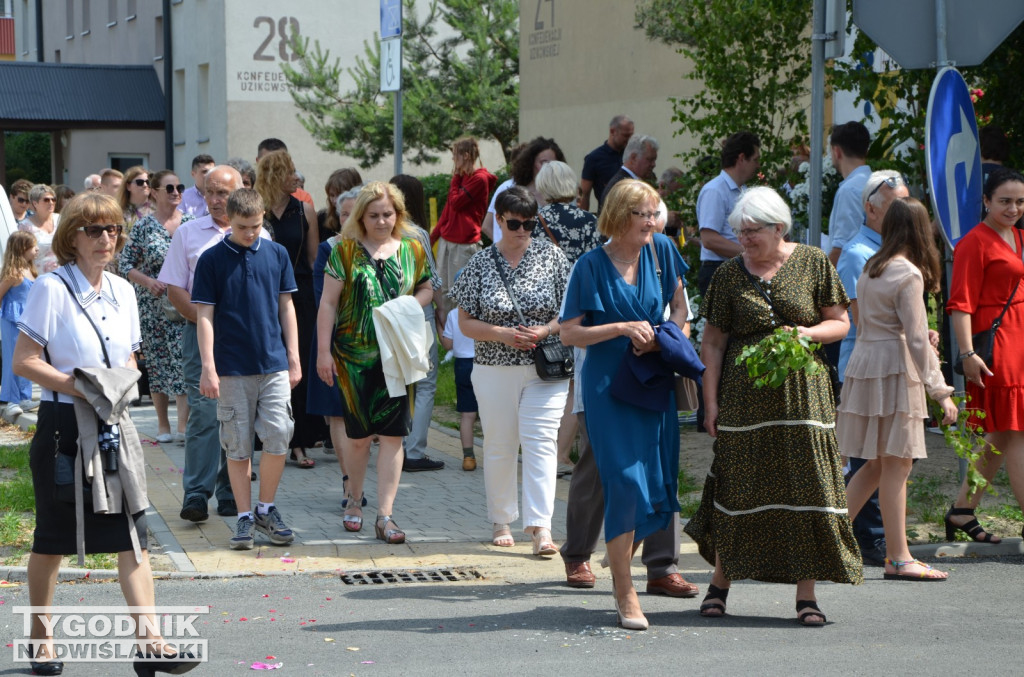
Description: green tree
636,0,813,209
281,0,519,169
3,132,52,184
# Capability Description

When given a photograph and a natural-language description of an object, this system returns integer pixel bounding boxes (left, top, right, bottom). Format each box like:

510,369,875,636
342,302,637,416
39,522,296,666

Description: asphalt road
2,555,1022,676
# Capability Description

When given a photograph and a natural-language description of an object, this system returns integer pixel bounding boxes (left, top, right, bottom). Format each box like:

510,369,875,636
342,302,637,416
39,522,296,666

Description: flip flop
290,450,315,469
883,557,948,581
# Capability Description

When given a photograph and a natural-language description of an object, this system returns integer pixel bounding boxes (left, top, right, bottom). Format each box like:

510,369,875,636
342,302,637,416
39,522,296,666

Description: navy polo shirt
581,142,624,205
191,236,298,376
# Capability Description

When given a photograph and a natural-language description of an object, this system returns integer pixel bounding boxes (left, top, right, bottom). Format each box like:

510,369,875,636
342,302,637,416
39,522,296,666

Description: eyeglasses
631,210,662,221
865,176,900,202
77,224,124,238
736,223,776,238
38,197,56,204
162,184,186,195
133,178,149,187
504,217,537,232
14,196,28,204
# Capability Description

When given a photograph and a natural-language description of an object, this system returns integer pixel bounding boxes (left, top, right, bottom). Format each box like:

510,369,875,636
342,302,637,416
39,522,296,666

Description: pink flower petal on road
250,661,283,670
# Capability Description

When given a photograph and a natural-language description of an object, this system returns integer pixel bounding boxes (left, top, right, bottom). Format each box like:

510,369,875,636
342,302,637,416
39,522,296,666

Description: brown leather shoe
462,456,476,471
565,560,596,588
646,573,699,598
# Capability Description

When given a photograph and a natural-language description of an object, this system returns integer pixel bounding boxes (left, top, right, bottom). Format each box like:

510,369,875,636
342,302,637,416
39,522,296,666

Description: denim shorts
453,357,478,413
216,372,293,460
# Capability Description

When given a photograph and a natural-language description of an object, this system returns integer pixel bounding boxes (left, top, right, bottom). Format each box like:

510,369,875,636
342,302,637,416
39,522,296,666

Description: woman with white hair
685,186,862,626
535,161,604,265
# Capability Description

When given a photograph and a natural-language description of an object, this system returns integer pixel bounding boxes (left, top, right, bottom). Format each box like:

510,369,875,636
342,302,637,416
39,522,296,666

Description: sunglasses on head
133,178,149,187
77,224,124,239
162,184,186,195
504,217,537,232
865,176,900,202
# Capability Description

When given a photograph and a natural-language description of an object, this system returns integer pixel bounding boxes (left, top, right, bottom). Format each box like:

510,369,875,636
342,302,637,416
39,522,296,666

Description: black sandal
699,583,729,617
796,600,826,626
944,504,1000,543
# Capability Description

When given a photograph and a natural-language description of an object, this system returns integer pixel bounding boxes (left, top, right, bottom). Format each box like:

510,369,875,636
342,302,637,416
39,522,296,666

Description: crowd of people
2,112,1023,664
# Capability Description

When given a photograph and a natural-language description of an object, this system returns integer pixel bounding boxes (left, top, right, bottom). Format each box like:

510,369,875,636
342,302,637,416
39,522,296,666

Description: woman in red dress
945,167,1024,542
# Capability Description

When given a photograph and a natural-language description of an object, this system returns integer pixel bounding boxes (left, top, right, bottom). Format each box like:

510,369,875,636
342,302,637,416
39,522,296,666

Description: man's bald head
204,166,245,225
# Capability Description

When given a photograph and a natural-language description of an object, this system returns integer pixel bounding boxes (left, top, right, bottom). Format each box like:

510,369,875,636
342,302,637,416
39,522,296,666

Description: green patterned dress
324,237,430,439
684,245,863,585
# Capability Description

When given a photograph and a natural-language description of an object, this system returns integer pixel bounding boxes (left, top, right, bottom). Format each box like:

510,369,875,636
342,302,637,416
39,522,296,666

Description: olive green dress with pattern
684,245,863,585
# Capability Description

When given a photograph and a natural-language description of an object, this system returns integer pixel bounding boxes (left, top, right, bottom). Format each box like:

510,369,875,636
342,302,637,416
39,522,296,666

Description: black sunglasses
163,184,187,195
14,196,28,204
865,176,900,202
504,217,537,232
133,178,149,187
77,224,124,239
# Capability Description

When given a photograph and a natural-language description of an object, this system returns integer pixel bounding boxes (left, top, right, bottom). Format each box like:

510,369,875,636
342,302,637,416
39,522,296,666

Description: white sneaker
19,399,40,412
156,433,174,443
3,403,24,422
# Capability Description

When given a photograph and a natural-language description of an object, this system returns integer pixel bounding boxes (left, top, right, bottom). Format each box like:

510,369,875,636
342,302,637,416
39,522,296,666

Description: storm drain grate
339,567,482,585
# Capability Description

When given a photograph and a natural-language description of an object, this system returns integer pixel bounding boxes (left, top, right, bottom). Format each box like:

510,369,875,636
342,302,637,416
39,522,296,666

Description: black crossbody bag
489,248,574,381
737,258,841,406
953,228,1023,375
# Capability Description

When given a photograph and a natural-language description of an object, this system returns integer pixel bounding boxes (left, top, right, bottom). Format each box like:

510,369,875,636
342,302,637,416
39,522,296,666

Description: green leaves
735,327,821,389
280,0,519,169
935,395,1000,498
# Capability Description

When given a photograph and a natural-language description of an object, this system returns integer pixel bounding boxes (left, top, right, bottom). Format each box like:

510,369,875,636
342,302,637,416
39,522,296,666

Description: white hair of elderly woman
335,185,363,215
654,198,668,233
728,186,792,236
535,161,578,203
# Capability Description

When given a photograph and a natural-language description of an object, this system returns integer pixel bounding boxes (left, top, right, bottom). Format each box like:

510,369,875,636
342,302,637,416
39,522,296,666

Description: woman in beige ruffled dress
838,197,958,581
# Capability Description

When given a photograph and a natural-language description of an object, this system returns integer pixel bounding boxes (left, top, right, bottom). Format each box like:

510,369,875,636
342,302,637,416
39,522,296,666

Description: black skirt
29,401,148,555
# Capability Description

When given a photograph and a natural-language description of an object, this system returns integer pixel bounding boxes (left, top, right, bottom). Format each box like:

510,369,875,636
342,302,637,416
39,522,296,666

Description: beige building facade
13,0,500,196
518,0,702,183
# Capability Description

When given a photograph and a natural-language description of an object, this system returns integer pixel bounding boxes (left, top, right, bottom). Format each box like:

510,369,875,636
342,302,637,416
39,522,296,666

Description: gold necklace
603,244,639,265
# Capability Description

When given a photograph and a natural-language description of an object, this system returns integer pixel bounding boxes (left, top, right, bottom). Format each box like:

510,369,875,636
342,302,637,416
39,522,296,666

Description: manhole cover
339,568,482,585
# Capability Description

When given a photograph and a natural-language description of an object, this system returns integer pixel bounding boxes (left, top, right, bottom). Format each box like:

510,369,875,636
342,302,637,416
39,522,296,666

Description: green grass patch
679,496,701,519
0,443,34,512
436,353,456,408
986,503,1024,522
678,467,701,495
81,553,116,569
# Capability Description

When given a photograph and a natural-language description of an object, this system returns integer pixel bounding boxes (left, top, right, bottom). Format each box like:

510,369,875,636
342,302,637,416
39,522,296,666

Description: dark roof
0,62,164,130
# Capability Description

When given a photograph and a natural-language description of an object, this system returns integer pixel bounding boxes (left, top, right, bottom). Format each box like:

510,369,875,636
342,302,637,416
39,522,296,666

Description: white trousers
472,364,569,530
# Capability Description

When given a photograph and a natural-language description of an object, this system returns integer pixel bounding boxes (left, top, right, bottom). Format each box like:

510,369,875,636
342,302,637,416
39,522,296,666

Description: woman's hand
704,401,719,438
316,350,337,387
961,353,993,388
507,325,541,351
937,395,959,426
145,276,167,297
620,320,655,353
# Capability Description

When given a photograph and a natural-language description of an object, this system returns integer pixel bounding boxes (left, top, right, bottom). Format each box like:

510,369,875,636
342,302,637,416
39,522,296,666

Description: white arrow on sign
944,105,977,242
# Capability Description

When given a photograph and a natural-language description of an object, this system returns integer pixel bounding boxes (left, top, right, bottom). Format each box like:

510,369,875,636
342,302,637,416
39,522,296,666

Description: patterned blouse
448,239,570,367
535,201,604,264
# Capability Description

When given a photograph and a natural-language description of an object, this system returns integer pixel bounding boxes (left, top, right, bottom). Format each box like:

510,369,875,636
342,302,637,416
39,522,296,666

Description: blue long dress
1,276,33,402
560,233,685,542
307,237,345,417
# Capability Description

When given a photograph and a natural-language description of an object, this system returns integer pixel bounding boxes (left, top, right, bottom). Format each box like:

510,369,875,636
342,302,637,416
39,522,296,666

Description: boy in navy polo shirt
192,188,301,550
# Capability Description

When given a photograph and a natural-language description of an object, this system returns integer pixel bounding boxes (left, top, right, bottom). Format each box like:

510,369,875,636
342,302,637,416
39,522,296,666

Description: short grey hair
610,114,632,129
29,183,55,203
83,174,100,190
728,186,793,236
861,170,906,208
624,134,659,162
335,186,362,215
535,161,578,203
654,198,669,232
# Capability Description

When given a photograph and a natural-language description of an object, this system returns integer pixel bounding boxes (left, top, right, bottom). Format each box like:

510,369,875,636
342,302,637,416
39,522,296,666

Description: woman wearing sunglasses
448,185,571,555
116,165,154,233
13,192,199,677
18,184,60,273
118,171,191,445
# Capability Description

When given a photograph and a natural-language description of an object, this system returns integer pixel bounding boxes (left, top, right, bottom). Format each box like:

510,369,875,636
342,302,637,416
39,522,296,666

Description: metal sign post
380,0,403,176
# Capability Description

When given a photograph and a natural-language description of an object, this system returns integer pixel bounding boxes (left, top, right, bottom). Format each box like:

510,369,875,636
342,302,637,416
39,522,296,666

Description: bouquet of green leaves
735,327,821,388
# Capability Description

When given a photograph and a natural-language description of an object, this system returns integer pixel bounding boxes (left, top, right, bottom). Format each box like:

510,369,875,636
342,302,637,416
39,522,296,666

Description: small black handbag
490,248,574,381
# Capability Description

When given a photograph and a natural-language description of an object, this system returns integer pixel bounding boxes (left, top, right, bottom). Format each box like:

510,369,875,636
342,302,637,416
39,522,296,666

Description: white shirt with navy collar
18,263,141,404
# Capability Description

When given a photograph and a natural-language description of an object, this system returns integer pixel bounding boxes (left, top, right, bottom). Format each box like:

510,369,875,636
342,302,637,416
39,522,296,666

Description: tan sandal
492,523,514,547
530,527,557,556
375,514,406,544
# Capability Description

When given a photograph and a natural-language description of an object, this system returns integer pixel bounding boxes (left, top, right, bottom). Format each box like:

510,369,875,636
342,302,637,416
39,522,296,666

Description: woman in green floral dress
685,187,862,627
315,182,432,544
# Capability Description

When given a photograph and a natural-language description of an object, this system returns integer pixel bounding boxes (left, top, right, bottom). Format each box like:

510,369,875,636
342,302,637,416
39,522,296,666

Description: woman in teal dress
561,180,691,631
316,182,432,544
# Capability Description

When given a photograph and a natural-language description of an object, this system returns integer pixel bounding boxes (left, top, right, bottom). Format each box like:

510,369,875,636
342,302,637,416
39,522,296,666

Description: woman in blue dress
561,180,691,631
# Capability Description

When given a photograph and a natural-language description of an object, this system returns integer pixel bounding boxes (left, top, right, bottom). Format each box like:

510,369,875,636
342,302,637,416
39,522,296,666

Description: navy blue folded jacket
609,320,706,412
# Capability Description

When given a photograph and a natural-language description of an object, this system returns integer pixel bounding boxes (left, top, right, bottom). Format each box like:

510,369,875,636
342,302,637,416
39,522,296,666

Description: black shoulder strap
52,272,112,368
489,247,528,326
994,228,1024,330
